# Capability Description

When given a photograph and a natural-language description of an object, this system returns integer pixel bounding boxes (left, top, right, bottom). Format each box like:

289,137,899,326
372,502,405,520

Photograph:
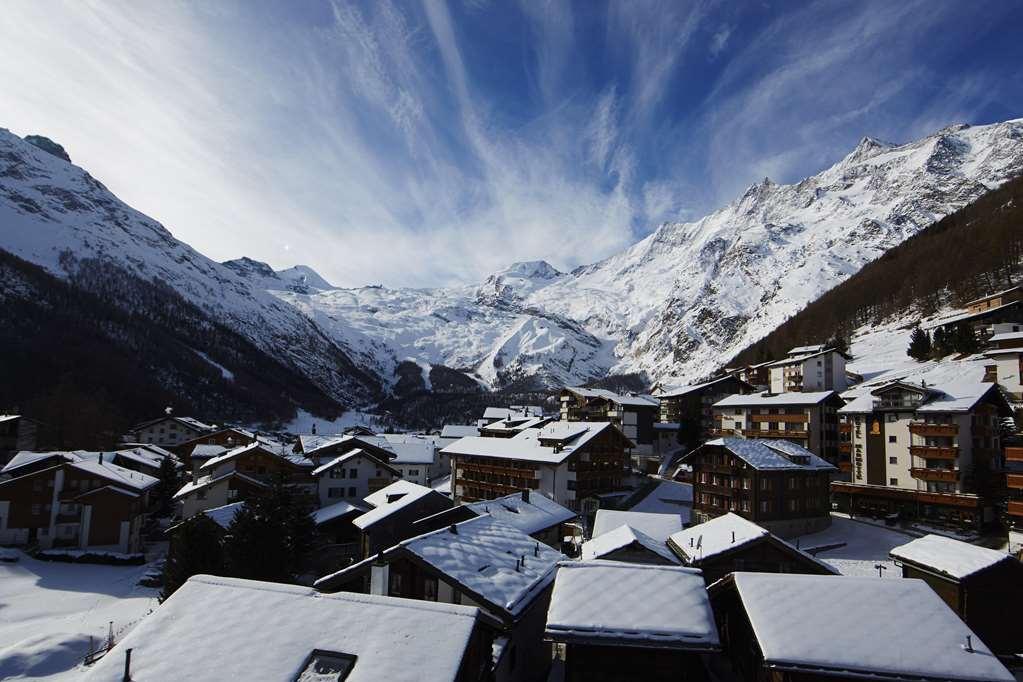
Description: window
788,499,798,511
760,478,771,491
741,500,750,512
889,478,898,486
567,480,576,491
888,435,897,443
423,577,438,602
788,477,797,490
294,650,356,682
742,478,751,490
760,500,771,513
33,479,43,492
347,487,356,497
349,468,357,479
887,414,897,423
733,422,743,429
768,422,778,430
331,468,346,479
328,487,344,499
31,503,41,516
889,456,898,464
389,571,404,596
197,489,207,501
227,489,239,501
409,469,420,477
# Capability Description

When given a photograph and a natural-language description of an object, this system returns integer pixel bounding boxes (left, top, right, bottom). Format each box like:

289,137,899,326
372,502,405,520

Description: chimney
99,452,104,465
521,488,530,503
515,557,521,572
964,635,974,653
534,542,540,557
731,530,735,544
449,524,458,535
123,648,133,681
312,422,318,435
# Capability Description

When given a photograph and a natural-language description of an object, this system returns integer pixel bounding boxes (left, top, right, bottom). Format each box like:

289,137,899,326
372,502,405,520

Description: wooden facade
658,376,754,444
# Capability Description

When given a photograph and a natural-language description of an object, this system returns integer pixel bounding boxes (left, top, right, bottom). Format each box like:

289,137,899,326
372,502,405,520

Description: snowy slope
0,130,379,407
276,118,1023,389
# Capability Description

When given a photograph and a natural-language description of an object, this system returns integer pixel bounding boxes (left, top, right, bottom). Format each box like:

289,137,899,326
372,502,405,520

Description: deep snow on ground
0,551,160,680
794,515,912,577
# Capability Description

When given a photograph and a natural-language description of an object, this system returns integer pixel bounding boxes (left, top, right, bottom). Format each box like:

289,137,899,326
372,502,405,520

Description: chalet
0,453,157,552
559,387,660,454
712,390,844,466
591,509,682,543
890,534,1023,656
724,361,772,391
444,421,633,511
479,405,544,426
682,438,836,537
479,414,554,438
84,575,495,682
352,480,454,557
316,515,564,682
466,489,576,548
667,513,837,584
545,561,719,682
107,445,181,477
657,376,755,444
297,433,398,468
581,525,680,564
440,424,481,446
125,414,215,448
983,340,1023,399
310,500,372,573
966,285,1023,314
765,345,851,394
379,433,440,484
925,293,1023,342
1005,441,1023,555
833,379,1010,531
310,447,400,508
171,426,259,458
709,573,1014,682
186,443,228,475
173,442,310,519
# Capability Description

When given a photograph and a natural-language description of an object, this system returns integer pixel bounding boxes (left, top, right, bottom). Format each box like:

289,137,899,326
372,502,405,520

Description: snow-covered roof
563,387,659,407
714,390,836,407
352,484,439,530
765,347,847,367
201,501,246,529
312,500,369,526
310,448,398,477
628,480,693,519
728,573,1013,681
363,479,433,508
545,561,718,650
658,375,745,399
592,510,682,543
430,474,452,495
467,491,575,536
924,300,1020,330
442,421,621,465
398,515,563,618
113,447,176,470
839,379,1001,414
482,406,543,420
68,459,159,492
378,435,435,464
172,470,267,500
988,331,1023,343
1,450,70,474
670,513,769,562
964,285,1022,306
480,415,552,434
581,524,680,564
81,575,486,682
188,443,228,459
0,414,19,424
697,438,836,471
199,441,297,472
889,534,1013,580
440,424,480,439
984,346,1023,356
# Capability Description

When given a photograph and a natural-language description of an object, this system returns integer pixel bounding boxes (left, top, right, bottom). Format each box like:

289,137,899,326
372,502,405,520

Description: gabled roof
562,387,659,407
81,575,486,682
765,347,850,367
442,421,629,465
172,470,268,500
352,484,443,530
310,448,400,478
689,438,836,471
964,285,1021,307
988,331,1023,343
1,450,72,475
924,300,1021,330
479,415,553,434
482,406,543,420
363,480,433,508
669,513,769,563
890,534,1015,581
189,443,229,460
298,433,396,461
467,492,576,536
377,434,436,464
312,500,370,526
129,415,214,433
582,525,681,564
199,442,298,472
68,459,159,492
839,380,1006,415
720,573,1013,681
714,390,837,407
545,561,718,650
113,447,179,471
592,510,682,543
440,424,481,439
657,375,753,399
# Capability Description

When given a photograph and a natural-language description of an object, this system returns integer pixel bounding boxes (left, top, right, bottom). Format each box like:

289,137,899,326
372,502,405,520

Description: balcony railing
909,422,959,437
909,445,958,461
749,414,808,424
839,422,852,433
1006,447,1023,463
875,398,923,410
1007,473,1023,490
838,443,852,455
909,468,960,483
1008,500,1023,517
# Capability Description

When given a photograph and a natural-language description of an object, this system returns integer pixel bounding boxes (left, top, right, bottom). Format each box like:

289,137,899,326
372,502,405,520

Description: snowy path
0,552,159,680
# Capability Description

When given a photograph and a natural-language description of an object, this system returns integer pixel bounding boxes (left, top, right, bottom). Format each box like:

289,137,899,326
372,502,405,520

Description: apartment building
832,380,1010,531
766,345,850,394
712,390,844,466
1005,442,1023,556
656,375,754,444
442,421,632,511
559,387,659,454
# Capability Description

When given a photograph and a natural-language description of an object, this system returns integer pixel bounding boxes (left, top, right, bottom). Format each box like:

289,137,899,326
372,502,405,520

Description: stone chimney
521,488,530,503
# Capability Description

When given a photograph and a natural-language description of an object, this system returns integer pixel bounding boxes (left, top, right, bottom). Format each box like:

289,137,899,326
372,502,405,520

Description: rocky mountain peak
24,134,71,163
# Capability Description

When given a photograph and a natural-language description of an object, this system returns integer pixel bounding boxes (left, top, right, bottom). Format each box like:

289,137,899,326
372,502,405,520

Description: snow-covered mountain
0,130,379,409
2,118,1021,402
275,119,1023,389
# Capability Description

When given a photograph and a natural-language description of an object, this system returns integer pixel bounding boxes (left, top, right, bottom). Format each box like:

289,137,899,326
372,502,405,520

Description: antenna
964,635,974,653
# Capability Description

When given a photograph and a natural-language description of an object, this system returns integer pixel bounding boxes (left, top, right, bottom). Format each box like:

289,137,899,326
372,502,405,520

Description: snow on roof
670,513,768,562
353,484,439,530
658,375,742,398
310,448,397,477
0,414,19,423
699,438,836,471
916,382,1000,413
988,331,1023,343
442,422,617,465
924,300,1020,330
480,415,552,434
482,406,543,420
175,416,215,431
377,435,435,464
628,480,693,517
984,346,1023,356
202,501,246,529
789,344,826,355
114,447,175,470
399,515,563,618
363,479,433,508
312,500,369,526
889,534,1012,580
1,450,71,474
593,510,682,543
189,443,228,459
545,561,718,649
172,470,268,500
582,525,680,564
467,492,575,536
964,285,1022,306
714,390,836,407
430,474,452,495
729,573,1014,681
69,459,159,492
765,347,847,367
440,424,480,439
564,387,659,407
840,379,1001,415
81,575,484,682
200,441,297,472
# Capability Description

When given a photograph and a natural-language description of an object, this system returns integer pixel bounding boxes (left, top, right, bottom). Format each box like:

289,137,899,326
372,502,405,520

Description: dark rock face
24,135,71,163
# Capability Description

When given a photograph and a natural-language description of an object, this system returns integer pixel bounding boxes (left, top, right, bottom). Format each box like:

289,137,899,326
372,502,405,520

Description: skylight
295,650,356,682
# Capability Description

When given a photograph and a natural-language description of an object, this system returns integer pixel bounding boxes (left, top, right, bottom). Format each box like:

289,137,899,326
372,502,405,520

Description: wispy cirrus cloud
0,0,1020,287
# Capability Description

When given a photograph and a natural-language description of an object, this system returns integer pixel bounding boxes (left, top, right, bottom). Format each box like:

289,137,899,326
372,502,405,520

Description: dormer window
295,650,356,681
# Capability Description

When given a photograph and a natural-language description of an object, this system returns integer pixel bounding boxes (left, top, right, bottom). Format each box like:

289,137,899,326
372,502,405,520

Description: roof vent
449,524,458,535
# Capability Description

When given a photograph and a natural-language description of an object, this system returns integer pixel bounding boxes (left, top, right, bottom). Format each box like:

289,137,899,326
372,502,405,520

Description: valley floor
0,551,161,681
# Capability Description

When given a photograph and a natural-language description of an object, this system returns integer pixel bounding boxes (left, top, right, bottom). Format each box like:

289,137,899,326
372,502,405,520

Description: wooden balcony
1006,473,1023,490
1007,500,1023,517
838,442,852,455
910,468,960,483
838,461,852,473
745,428,809,439
909,422,959,437
909,445,958,461
749,414,808,424
1006,447,1023,463
839,422,852,434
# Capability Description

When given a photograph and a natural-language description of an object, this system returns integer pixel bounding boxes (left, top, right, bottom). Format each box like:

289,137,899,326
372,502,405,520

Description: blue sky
1,1,1021,287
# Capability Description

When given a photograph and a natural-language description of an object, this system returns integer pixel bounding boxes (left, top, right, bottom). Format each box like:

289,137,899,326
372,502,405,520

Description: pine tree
151,456,181,518
825,333,849,356
950,323,979,354
907,326,932,361
161,514,225,600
